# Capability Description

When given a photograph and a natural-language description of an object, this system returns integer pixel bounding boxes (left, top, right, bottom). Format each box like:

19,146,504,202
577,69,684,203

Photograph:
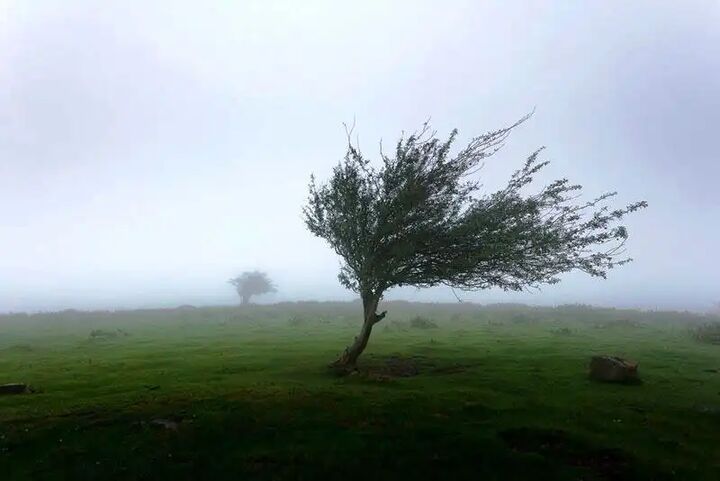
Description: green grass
1,302,718,480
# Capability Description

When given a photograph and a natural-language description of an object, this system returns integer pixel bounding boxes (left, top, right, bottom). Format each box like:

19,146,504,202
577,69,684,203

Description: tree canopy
304,115,647,367
228,271,277,305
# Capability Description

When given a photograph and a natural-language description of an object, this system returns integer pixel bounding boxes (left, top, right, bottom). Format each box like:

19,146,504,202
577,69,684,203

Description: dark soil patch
382,355,425,376
354,355,436,378
374,356,424,377
499,427,634,480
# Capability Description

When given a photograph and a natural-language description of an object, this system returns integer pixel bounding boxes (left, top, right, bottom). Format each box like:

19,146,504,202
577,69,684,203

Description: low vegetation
409,315,438,329
691,322,720,345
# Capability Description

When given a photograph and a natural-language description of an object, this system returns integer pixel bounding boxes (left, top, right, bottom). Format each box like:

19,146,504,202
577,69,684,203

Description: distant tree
228,271,277,305
304,115,647,369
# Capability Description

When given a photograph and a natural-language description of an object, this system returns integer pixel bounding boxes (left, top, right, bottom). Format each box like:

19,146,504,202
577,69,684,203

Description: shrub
409,316,438,329
691,323,720,345
594,318,641,329
287,316,307,327
510,313,534,325
390,320,410,330
89,329,129,339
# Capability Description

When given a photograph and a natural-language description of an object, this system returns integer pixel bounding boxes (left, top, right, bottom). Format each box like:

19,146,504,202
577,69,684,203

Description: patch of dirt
381,356,423,377
358,355,435,378
499,427,633,480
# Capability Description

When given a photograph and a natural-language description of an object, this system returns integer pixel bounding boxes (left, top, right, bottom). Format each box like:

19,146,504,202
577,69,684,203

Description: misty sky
1,1,719,312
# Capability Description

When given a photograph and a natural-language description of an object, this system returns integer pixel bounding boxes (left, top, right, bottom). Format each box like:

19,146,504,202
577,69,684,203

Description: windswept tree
228,271,277,305
304,115,647,368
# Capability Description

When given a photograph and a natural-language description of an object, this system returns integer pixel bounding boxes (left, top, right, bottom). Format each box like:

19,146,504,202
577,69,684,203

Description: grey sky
1,1,719,312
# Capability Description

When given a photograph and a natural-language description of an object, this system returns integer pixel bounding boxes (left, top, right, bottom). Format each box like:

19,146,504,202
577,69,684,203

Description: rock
0,383,30,395
149,418,180,431
589,356,640,383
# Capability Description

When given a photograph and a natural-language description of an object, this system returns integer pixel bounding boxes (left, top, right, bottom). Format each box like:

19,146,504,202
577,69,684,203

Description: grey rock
0,383,29,395
589,356,640,383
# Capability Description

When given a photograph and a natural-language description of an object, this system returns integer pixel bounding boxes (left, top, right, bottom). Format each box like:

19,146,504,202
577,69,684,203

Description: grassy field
1,302,718,480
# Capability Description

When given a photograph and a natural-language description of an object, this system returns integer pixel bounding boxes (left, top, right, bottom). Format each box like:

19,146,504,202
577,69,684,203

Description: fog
1,1,718,313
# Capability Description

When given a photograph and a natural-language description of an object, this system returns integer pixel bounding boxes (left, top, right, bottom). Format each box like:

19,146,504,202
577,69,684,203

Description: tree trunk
241,294,251,305
331,293,386,370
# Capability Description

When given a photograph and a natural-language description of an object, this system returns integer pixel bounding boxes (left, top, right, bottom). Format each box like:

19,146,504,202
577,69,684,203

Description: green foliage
287,316,303,327
304,116,647,298
409,316,438,329
511,313,535,325
89,328,129,339
228,271,277,304
551,327,573,336
594,318,642,329
691,323,720,345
